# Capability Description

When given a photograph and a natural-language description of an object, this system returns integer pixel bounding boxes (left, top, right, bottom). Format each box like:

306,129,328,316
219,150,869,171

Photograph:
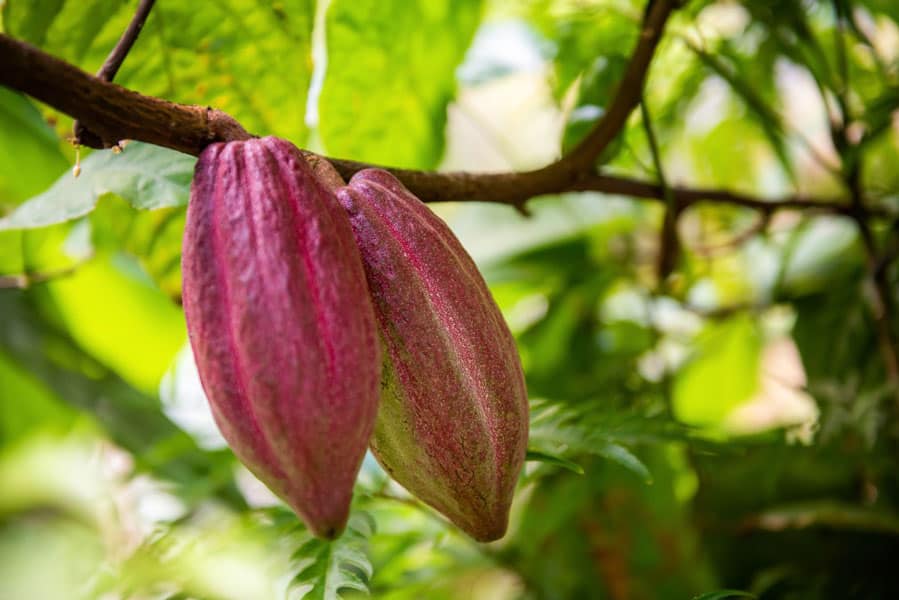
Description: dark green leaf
526,449,585,475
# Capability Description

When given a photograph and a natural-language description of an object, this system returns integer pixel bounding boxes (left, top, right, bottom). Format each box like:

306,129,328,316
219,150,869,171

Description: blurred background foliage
2,0,899,598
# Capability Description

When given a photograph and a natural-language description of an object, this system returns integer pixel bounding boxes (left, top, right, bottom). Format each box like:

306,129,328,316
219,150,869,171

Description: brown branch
0,34,251,155
75,0,158,147
0,7,879,221
565,174,872,216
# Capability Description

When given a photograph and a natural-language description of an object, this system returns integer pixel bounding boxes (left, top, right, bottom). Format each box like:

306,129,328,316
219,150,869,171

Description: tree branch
0,1,875,221
0,34,251,155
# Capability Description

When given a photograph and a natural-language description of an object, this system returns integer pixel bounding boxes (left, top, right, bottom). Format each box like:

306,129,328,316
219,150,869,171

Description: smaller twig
367,491,472,539
561,0,678,172
856,214,899,402
97,0,158,83
74,0,157,148
846,168,899,404
640,96,679,285
831,3,899,407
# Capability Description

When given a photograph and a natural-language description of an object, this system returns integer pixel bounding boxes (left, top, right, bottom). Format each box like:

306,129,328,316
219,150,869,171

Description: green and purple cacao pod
182,137,381,539
336,169,529,542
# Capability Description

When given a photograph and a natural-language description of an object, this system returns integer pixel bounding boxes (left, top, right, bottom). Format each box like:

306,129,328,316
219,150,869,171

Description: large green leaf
319,0,483,168
528,397,696,483
5,0,316,142
0,143,194,230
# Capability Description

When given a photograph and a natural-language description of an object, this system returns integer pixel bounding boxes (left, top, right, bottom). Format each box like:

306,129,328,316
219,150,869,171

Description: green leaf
688,42,796,183
526,3,637,98
0,143,194,231
0,349,75,444
319,0,483,168
527,399,694,483
1,0,65,46
287,512,375,600
595,442,653,484
526,449,585,475
673,315,763,427
89,196,186,299
44,252,186,393
7,0,316,142
0,88,68,208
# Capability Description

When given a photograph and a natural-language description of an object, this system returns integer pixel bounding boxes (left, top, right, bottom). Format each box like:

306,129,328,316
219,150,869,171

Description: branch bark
0,34,251,155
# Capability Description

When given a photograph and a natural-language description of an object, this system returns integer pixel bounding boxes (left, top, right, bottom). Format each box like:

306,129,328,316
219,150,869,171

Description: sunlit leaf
45,253,186,393
0,143,194,230
673,315,763,427
5,0,317,142
319,0,483,168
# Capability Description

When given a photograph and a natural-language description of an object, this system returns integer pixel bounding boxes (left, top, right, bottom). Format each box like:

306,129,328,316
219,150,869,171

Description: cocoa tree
2,0,899,598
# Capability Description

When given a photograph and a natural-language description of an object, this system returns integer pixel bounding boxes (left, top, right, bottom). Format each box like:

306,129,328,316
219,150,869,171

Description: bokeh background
2,1,899,598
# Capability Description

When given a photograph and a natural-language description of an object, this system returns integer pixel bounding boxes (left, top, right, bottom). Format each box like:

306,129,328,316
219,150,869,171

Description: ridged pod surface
336,169,529,542
182,137,380,539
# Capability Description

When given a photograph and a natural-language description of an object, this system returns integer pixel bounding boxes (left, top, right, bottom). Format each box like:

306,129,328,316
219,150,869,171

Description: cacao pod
182,137,381,539
336,169,529,542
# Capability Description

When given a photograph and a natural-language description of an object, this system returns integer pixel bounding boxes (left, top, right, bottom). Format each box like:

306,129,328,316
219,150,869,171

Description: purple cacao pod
182,137,380,539
336,169,529,542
